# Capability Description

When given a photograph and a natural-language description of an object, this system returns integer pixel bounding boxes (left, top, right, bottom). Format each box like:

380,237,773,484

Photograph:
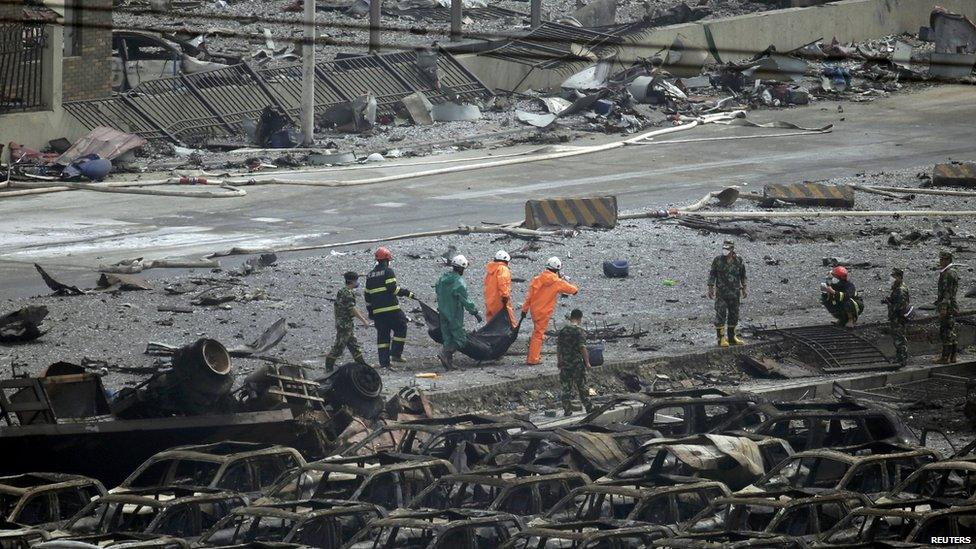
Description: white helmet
451,254,469,268
494,250,511,262
546,256,562,271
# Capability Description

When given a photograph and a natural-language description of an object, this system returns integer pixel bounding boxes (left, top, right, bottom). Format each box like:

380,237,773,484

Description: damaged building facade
0,0,113,153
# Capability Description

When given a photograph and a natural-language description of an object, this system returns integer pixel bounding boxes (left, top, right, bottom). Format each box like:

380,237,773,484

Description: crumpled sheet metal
516,110,557,128
227,318,287,357
705,434,764,476
56,126,147,166
551,428,630,473
34,264,85,296
660,435,764,476
0,305,48,342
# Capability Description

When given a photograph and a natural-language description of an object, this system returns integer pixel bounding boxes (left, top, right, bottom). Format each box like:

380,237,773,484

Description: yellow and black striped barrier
933,162,976,187
764,182,854,208
524,196,618,230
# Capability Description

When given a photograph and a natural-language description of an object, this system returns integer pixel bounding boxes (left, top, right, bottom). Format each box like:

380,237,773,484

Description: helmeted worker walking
557,308,591,416
521,257,578,365
325,271,371,371
364,246,415,368
821,266,862,327
484,250,516,327
886,267,911,368
935,250,959,364
708,240,747,347
436,255,482,370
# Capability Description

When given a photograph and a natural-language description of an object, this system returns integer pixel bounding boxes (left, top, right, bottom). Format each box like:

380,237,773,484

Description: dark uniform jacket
708,255,746,300
364,264,412,317
887,284,910,322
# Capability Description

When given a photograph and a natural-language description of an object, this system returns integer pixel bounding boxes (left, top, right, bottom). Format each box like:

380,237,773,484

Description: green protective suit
435,270,478,351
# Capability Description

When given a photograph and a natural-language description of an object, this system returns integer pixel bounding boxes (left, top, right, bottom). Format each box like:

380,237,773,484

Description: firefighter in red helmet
364,246,415,368
821,266,863,327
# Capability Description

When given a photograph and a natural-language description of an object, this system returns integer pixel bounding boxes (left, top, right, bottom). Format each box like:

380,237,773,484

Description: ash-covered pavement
3,166,973,408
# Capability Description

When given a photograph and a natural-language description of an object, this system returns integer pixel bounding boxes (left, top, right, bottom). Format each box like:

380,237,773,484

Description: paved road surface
2,85,974,296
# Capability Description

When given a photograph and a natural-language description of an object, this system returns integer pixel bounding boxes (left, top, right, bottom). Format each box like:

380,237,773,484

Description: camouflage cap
891,267,904,277
940,250,953,261
722,240,735,249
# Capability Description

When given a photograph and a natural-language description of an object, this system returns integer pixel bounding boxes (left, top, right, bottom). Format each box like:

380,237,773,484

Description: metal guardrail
63,48,492,145
0,23,46,114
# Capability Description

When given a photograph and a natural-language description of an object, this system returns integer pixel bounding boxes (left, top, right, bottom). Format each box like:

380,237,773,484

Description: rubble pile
4,8,969,181
112,0,776,65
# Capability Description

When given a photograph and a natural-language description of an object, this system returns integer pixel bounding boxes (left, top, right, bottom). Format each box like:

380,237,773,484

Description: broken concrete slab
892,40,913,69
516,110,557,128
932,7,976,55
764,182,855,208
431,102,481,122
930,52,976,79
401,91,435,126
571,0,616,27
753,53,809,82
933,162,976,187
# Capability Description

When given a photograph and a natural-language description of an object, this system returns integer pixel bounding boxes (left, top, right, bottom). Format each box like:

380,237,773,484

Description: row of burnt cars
2,387,975,548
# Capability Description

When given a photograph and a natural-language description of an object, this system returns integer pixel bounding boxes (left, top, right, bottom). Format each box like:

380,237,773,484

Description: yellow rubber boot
716,326,729,347
729,325,744,346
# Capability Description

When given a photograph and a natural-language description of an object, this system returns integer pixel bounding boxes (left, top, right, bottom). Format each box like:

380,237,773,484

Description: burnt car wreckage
0,339,394,485
5,338,976,547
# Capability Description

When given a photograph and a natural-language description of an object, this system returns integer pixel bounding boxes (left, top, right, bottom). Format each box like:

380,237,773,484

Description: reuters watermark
930,537,972,545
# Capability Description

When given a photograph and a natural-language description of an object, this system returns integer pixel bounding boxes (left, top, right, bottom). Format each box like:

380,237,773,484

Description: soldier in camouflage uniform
708,240,747,347
325,271,371,371
935,250,960,364
886,268,911,367
556,308,591,417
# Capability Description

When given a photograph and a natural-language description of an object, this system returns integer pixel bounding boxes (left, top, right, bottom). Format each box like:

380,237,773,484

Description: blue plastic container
603,259,630,278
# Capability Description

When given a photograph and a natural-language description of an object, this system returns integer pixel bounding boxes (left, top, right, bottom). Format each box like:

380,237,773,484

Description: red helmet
831,266,848,280
374,247,393,261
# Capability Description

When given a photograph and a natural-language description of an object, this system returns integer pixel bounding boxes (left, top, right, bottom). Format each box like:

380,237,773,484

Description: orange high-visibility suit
484,261,516,327
521,270,578,364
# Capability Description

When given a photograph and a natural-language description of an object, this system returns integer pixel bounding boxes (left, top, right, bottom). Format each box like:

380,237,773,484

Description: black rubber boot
438,348,454,371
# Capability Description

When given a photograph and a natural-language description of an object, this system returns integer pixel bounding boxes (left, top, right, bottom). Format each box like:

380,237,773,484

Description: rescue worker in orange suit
484,250,516,328
521,257,578,365
364,247,415,368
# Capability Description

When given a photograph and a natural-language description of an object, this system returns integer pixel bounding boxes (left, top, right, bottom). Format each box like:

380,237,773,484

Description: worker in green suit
436,254,482,371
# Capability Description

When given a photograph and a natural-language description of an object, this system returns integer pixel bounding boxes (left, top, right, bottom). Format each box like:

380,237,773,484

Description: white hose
227,120,704,188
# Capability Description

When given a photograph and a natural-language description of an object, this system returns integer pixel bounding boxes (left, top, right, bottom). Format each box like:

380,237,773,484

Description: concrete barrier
460,0,976,92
